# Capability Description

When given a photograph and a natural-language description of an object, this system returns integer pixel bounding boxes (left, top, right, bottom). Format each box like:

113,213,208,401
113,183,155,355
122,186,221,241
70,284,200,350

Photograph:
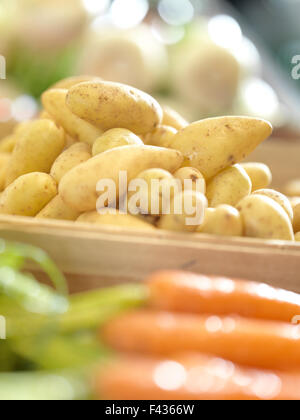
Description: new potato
36,195,80,221
291,198,300,233
253,189,293,221
77,211,155,230
295,232,300,242
174,167,206,195
172,116,273,180
59,145,183,213
237,195,294,241
92,129,143,156
0,153,10,191
6,120,65,186
143,125,177,148
162,105,188,131
206,164,252,207
0,173,57,217
51,142,92,183
241,163,272,192
66,81,163,135
197,205,243,237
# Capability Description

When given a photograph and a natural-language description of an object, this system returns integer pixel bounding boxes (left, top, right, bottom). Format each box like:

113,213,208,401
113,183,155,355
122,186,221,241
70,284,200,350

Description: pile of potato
0,76,299,242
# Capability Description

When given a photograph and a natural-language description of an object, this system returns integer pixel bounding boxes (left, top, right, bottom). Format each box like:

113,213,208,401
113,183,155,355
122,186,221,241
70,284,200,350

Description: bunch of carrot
95,270,300,400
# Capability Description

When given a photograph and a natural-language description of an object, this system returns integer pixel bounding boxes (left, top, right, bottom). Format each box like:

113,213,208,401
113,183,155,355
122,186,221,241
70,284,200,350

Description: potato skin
172,116,273,180
295,232,300,242
237,195,294,241
197,205,243,237
0,135,17,153
253,189,294,221
66,81,163,135
143,125,177,148
206,164,252,207
92,129,143,156
241,163,272,192
50,142,92,183
291,198,300,233
42,89,102,146
59,145,183,213
76,211,155,230
0,173,57,217
174,167,206,195
162,105,188,131
0,153,10,191
6,120,65,186
36,195,80,221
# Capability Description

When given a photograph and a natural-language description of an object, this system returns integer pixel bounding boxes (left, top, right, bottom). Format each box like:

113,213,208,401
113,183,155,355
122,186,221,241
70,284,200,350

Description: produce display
0,77,299,243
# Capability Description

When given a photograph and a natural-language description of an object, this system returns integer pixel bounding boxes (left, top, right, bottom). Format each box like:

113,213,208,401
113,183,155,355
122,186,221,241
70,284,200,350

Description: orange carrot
96,353,300,400
147,270,300,323
102,310,300,370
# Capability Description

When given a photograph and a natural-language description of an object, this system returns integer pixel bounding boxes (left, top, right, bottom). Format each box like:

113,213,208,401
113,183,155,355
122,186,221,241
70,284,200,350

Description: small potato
172,116,273,179
6,120,65,186
253,189,293,221
206,164,252,207
76,211,155,230
162,105,188,131
0,173,57,217
0,135,17,153
241,162,272,192
92,129,143,156
36,195,80,221
237,195,294,241
284,180,300,197
291,198,300,233
197,205,243,237
143,125,177,148
60,145,183,213
66,81,163,135
42,89,102,146
295,232,300,242
127,168,176,215
174,167,206,195
49,75,102,90
0,153,10,191
51,143,92,183
39,110,52,120
158,191,208,233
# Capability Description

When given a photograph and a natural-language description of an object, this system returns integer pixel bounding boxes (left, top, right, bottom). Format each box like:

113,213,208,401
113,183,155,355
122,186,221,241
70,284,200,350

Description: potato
172,117,273,180
42,89,102,146
158,191,208,233
295,232,300,242
291,198,300,233
0,173,57,217
0,153,10,191
66,81,163,135
241,162,272,192
143,125,177,148
127,168,175,215
59,145,183,213
174,167,206,195
51,143,92,183
39,110,52,120
36,195,80,221
237,195,294,241
49,75,102,90
284,180,300,197
6,120,65,186
197,205,243,237
206,164,252,207
253,189,293,221
0,134,17,153
76,211,155,230
92,129,143,156
162,105,188,131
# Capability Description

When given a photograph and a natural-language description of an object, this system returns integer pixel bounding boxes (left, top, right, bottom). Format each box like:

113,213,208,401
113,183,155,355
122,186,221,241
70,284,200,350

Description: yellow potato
49,75,102,90
92,129,143,156
284,180,300,197
66,81,163,135
143,125,177,148
0,153,10,191
174,167,206,195
162,105,188,131
76,211,155,230
36,195,80,221
42,89,102,146
172,116,273,180
6,120,65,186
64,135,78,150
253,189,293,221
206,164,252,207
291,198,300,233
237,195,294,241
60,145,183,213
241,162,272,192
127,168,176,215
51,143,92,183
197,205,243,237
158,191,207,233
0,134,17,153
0,173,57,217
295,232,300,242
39,110,52,120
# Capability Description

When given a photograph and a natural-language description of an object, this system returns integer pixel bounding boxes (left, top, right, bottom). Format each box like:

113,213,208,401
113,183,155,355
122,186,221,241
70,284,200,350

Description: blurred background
1,0,300,139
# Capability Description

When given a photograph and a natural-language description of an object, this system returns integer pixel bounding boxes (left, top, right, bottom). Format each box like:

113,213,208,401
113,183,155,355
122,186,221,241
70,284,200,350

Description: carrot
147,270,300,323
102,310,300,370
96,353,300,400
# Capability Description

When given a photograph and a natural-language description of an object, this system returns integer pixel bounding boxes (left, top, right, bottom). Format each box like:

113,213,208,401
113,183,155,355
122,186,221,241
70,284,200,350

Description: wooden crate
0,139,299,292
